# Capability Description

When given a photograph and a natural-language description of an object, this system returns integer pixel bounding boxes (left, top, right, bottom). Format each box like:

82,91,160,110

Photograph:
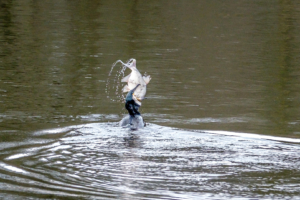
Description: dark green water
1,1,300,199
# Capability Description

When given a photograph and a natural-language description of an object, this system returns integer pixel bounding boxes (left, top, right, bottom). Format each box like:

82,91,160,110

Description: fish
120,59,151,106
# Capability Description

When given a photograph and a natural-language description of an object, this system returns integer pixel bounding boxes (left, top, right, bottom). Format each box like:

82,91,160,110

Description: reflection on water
1,0,300,199
0,122,300,199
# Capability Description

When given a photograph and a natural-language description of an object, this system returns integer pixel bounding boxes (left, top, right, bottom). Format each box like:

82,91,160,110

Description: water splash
105,58,135,103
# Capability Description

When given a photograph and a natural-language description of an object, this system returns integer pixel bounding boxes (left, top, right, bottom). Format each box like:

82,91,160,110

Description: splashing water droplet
105,58,135,103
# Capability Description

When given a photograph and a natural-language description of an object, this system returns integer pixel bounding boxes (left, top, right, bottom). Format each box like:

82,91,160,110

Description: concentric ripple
0,123,300,199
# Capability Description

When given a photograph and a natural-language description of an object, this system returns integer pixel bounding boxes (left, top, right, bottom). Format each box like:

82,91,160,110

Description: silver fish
120,59,151,106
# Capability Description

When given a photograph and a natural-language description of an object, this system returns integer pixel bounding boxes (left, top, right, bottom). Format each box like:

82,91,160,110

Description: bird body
120,84,145,130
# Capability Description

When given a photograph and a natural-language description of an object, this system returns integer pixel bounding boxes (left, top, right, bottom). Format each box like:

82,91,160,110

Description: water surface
1,0,300,199
1,123,300,199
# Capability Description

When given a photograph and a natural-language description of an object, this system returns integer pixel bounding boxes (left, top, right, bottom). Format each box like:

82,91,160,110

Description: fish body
121,59,151,106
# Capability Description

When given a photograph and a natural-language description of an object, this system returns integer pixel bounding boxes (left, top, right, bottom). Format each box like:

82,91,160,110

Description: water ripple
0,123,299,199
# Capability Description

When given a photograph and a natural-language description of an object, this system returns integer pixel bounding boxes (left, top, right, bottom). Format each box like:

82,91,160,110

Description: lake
1,1,300,199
